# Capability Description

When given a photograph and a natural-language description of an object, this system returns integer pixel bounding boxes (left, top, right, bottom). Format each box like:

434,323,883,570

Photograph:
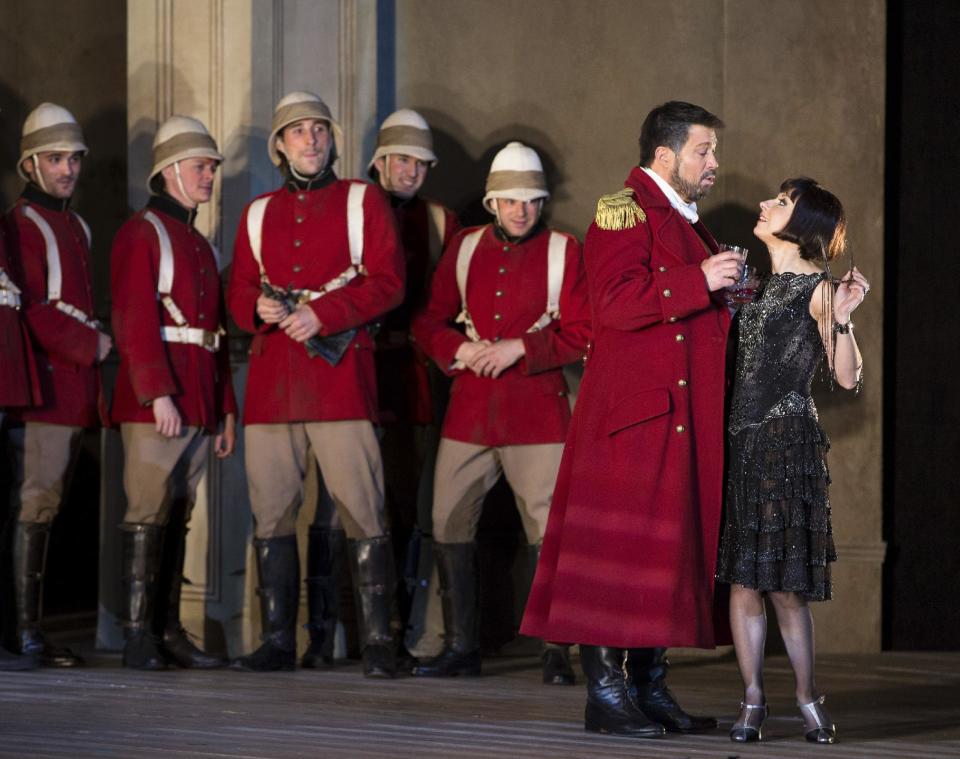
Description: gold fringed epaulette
595,188,646,231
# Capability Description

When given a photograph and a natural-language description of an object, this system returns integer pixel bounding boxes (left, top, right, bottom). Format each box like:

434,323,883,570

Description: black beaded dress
716,271,837,601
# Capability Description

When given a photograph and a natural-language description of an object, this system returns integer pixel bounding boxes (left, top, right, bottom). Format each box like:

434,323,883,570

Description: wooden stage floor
1,647,958,758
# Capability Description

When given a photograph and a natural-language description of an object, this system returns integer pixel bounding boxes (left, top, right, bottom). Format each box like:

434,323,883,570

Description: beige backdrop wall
395,0,885,653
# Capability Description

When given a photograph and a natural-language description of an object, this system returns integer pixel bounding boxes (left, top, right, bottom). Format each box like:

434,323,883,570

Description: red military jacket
412,223,591,447
0,231,41,409
522,166,732,649
228,175,404,424
110,194,238,432
376,195,460,425
2,185,101,427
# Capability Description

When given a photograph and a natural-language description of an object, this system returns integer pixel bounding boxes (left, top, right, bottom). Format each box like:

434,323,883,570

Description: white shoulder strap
426,201,446,266
546,231,566,317
246,196,271,277
347,183,367,266
21,205,62,301
455,228,484,308
71,211,92,249
143,211,174,295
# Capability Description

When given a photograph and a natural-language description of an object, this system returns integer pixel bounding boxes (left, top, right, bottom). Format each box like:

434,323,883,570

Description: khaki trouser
432,438,565,544
245,420,385,540
120,423,209,525
7,422,81,524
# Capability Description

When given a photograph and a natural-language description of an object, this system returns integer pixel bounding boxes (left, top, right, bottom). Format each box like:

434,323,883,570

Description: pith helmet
18,103,88,181
268,91,344,168
367,108,437,173
148,115,223,193
482,141,549,213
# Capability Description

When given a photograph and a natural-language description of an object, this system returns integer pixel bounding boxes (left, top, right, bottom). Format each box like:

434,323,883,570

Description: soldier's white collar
641,167,699,224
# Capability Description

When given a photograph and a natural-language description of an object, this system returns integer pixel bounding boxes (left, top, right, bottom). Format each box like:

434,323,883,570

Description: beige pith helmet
367,108,438,173
148,115,224,193
482,141,550,214
268,91,344,168
18,103,88,181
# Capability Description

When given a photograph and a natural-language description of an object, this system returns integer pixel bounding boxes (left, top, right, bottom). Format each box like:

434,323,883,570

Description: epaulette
595,188,646,231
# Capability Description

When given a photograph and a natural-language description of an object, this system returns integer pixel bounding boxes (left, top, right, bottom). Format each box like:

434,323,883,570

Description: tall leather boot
404,533,444,659
347,535,397,678
526,544,575,685
231,535,298,672
120,523,167,670
412,542,481,678
155,520,227,668
627,647,717,732
14,522,83,667
301,526,344,669
580,645,665,737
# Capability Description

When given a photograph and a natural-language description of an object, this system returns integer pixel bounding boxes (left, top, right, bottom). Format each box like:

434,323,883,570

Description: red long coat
376,196,460,425
228,178,404,424
2,188,100,427
412,224,591,447
0,232,40,409
521,167,732,648
110,195,238,432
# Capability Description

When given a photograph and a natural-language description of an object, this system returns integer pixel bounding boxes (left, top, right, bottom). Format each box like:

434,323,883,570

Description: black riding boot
412,542,481,678
627,647,717,732
120,523,167,670
526,544,575,685
347,535,397,678
14,522,83,667
580,645,665,737
301,526,344,669
155,520,227,668
231,536,298,672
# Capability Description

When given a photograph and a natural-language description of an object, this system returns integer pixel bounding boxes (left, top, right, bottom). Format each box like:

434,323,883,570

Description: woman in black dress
716,178,868,744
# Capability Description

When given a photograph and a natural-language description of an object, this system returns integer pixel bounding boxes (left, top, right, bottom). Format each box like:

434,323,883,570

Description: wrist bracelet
834,321,853,334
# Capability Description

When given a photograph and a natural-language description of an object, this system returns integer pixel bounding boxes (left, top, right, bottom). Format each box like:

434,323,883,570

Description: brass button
494,314,502,321
659,266,667,272
296,216,304,223
294,239,302,247
663,289,672,298
199,312,205,320
668,317,677,323
297,193,306,201
495,290,503,297
676,424,685,433
293,264,302,273
675,334,685,342
678,379,688,387
498,266,507,274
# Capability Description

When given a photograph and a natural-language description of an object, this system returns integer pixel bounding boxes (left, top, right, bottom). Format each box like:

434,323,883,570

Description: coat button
293,264,302,273
663,289,672,297
296,216,304,223
677,378,688,387
502,245,510,252
659,266,667,272
669,317,677,323
498,266,506,274
495,290,503,297
294,239,302,247
494,314,502,321
675,334,685,342
297,193,306,201
676,424,685,433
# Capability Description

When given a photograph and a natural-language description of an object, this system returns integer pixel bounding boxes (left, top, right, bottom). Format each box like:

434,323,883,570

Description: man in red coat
521,102,744,738
227,92,405,677
411,142,590,683
3,103,112,668
368,108,461,660
111,115,238,670
0,231,41,671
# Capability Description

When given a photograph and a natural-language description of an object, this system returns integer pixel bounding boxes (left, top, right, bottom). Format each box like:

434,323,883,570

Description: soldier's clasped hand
256,293,289,324
280,303,322,343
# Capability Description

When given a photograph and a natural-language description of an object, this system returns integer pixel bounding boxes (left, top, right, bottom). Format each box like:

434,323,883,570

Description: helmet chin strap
173,161,191,205
31,155,48,193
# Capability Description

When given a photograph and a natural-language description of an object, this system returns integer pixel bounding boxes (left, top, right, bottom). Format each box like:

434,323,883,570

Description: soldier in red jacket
368,109,461,660
522,101,743,738
3,103,112,668
0,231,41,671
411,142,590,683
227,92,405,677
111,116,238,670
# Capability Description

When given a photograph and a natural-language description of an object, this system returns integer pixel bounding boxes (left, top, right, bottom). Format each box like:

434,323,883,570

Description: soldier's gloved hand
152,395,183,438
454,340,492,372
280,304,322,343
256,293,288,324
471,339,526,379
700,251,744,292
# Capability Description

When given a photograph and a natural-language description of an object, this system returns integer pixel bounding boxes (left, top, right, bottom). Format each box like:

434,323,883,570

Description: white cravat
641,167,699,224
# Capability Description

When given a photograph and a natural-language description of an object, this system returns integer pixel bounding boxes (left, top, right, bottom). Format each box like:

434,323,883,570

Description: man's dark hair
638,101,724,166
775,177,847,262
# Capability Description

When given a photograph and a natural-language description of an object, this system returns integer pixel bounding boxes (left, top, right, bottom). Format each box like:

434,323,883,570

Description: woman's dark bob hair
774,177,847,262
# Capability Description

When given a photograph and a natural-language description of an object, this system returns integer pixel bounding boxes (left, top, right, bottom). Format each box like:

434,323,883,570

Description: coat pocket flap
604,387,671,436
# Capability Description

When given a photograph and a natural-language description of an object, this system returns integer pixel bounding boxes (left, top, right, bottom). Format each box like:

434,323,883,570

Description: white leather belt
0,290,21,309
161,325,223,352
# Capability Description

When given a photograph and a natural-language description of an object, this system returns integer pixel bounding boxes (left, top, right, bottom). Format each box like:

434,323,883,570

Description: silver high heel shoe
729,702,768,742
798,695,837,744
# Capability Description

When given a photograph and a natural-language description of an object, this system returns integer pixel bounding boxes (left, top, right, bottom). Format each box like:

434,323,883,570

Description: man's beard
670,163,715,202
